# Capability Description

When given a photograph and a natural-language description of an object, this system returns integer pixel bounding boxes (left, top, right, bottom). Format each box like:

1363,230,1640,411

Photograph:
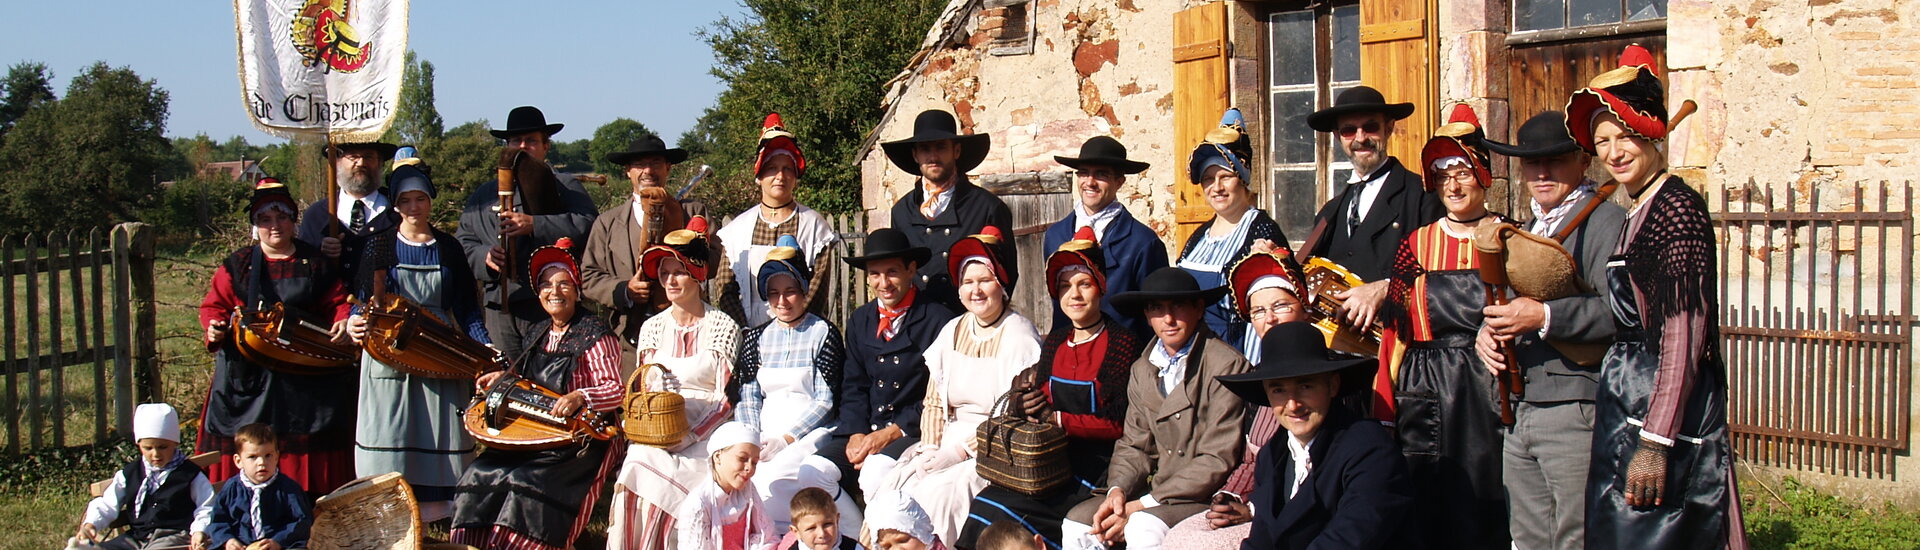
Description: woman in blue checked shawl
727,234,855,530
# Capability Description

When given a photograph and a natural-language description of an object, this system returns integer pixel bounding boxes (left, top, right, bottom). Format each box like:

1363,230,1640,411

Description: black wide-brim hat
1055,136,1150,174
1484,111,1582,158
323,141,400,160
491,106,564,139
606,134,689,166
843,227,932,270
1217,321,1375,403
1307,86,1416,133
1109,267,1229,316
881,109,991,176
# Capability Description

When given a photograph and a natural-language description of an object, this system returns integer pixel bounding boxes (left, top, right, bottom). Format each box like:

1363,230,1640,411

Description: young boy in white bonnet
866,491,944,550
73,403,217,550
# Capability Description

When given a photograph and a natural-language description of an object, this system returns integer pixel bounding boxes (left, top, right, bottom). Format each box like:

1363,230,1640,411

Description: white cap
708,421,759,455
133,403,180,443
865,490,936,545
1246,274,1297,297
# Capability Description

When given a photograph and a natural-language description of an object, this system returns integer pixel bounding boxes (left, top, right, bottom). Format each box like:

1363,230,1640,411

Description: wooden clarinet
1474,254,1525,426
495,149,521,309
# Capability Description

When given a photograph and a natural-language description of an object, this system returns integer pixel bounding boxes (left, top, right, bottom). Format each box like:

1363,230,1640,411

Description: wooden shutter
1172,2,1230,247
1359,0,1437,165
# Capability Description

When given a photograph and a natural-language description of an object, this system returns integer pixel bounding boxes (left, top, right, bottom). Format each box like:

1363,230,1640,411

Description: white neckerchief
1286,432,1316,499
240,474,273,539
134,453,184,513
1073,202,1123,240
1529,182,1597,235
1346,163,1391,225
334,190,390,226
1146,336,1196,396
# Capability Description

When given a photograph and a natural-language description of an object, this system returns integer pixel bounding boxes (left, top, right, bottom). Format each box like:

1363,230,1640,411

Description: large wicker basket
623,362,690,447
309,472,421,550
975,389,1071,495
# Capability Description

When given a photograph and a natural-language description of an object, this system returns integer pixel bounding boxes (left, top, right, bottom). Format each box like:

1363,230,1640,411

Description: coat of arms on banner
235,0,407,141
291,0,369,73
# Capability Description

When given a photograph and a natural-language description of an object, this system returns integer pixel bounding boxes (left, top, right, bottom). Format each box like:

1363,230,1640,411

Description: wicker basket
309,472,421,550
975,389,1071,495
623,362,690,447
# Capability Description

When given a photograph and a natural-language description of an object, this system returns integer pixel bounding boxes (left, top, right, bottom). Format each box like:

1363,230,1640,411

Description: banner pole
325,136,339,241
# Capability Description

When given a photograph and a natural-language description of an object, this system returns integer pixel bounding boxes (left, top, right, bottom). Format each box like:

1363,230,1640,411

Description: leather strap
1550,180,1620,243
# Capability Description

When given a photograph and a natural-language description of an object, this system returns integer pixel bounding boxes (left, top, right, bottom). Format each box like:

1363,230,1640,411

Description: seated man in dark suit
1216,322,1415,550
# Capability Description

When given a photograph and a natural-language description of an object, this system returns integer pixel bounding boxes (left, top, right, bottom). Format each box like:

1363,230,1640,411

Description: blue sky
0,1,749,146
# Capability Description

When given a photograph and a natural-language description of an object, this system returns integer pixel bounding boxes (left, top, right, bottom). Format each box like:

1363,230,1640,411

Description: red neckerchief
876,288,917,340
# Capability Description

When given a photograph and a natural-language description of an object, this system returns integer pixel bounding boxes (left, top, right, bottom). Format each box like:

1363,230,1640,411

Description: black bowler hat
1109,267,1230,316
605,134,689,166
322,141,399,160
1055,136,1150,174
1484,111,1582,158
1307,86,1416,133
1216,321,1375,403
880,109,992,176
490,106,565,139
842,228,932,270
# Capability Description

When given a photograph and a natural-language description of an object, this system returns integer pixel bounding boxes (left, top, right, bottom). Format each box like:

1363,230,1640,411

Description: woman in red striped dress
1381,105,1509,549
449,238,627,550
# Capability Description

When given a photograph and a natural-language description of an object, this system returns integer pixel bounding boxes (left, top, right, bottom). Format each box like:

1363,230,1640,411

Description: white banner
235,0,409,141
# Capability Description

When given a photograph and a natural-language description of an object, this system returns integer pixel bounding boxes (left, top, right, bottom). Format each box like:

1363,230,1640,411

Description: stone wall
1668,0,1920,190
859,0,1196,243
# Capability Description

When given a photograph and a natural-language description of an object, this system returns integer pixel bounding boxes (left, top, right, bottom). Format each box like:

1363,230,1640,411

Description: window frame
1509,0,1667,45
1260,1,1362,243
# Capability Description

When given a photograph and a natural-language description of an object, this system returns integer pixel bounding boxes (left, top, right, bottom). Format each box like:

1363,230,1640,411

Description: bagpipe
464,373,621,451
357,271,505,380
229,303,357,375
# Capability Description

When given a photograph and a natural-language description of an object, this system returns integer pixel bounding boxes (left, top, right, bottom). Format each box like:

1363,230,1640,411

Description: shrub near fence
0,223,158,453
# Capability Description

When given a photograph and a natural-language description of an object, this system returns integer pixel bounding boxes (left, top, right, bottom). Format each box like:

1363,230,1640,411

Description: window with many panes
1266,3,1359,242
1515,0,1665,32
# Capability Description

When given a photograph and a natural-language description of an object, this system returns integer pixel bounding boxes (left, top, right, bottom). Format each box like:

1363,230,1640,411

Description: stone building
858,0,1920,502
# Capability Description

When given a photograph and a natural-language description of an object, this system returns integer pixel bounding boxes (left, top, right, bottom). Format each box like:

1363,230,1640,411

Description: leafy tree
417,119,497,231
0,62,172,233
696,0,945,215
384,50,444,146
0,62,56,138
588,118,658,177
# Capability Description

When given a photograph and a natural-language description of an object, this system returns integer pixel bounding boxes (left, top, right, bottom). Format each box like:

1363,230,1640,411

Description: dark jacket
454,174,598,310
1243,409,1415,550
836,296,958,437
1514,191,1626,403
889,177,1017,308
1043,206,1169,337
1305,158,1442,282
295,192,399,288
207,473,313,549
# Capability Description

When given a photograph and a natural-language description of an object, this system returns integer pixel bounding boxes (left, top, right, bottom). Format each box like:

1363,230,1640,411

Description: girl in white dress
608,217,744,550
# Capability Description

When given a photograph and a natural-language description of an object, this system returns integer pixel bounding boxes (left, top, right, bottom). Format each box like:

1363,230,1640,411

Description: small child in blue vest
207,423,312,550
74,403,216,550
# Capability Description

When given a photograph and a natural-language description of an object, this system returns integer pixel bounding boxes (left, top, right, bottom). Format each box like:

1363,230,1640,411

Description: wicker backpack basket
623,362,690,447
974,389,1071,495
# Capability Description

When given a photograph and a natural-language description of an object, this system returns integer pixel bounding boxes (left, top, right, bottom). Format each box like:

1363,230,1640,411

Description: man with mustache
580,134,702,372
297,140,399,287
883,109,1015,308
1299,87,1442,332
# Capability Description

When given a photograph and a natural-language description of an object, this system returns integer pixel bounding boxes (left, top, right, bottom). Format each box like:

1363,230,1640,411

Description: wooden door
1358,0,1437,164
1172,1,1231,246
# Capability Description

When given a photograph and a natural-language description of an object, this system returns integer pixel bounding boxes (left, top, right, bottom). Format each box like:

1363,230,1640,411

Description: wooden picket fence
0,223,158,453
